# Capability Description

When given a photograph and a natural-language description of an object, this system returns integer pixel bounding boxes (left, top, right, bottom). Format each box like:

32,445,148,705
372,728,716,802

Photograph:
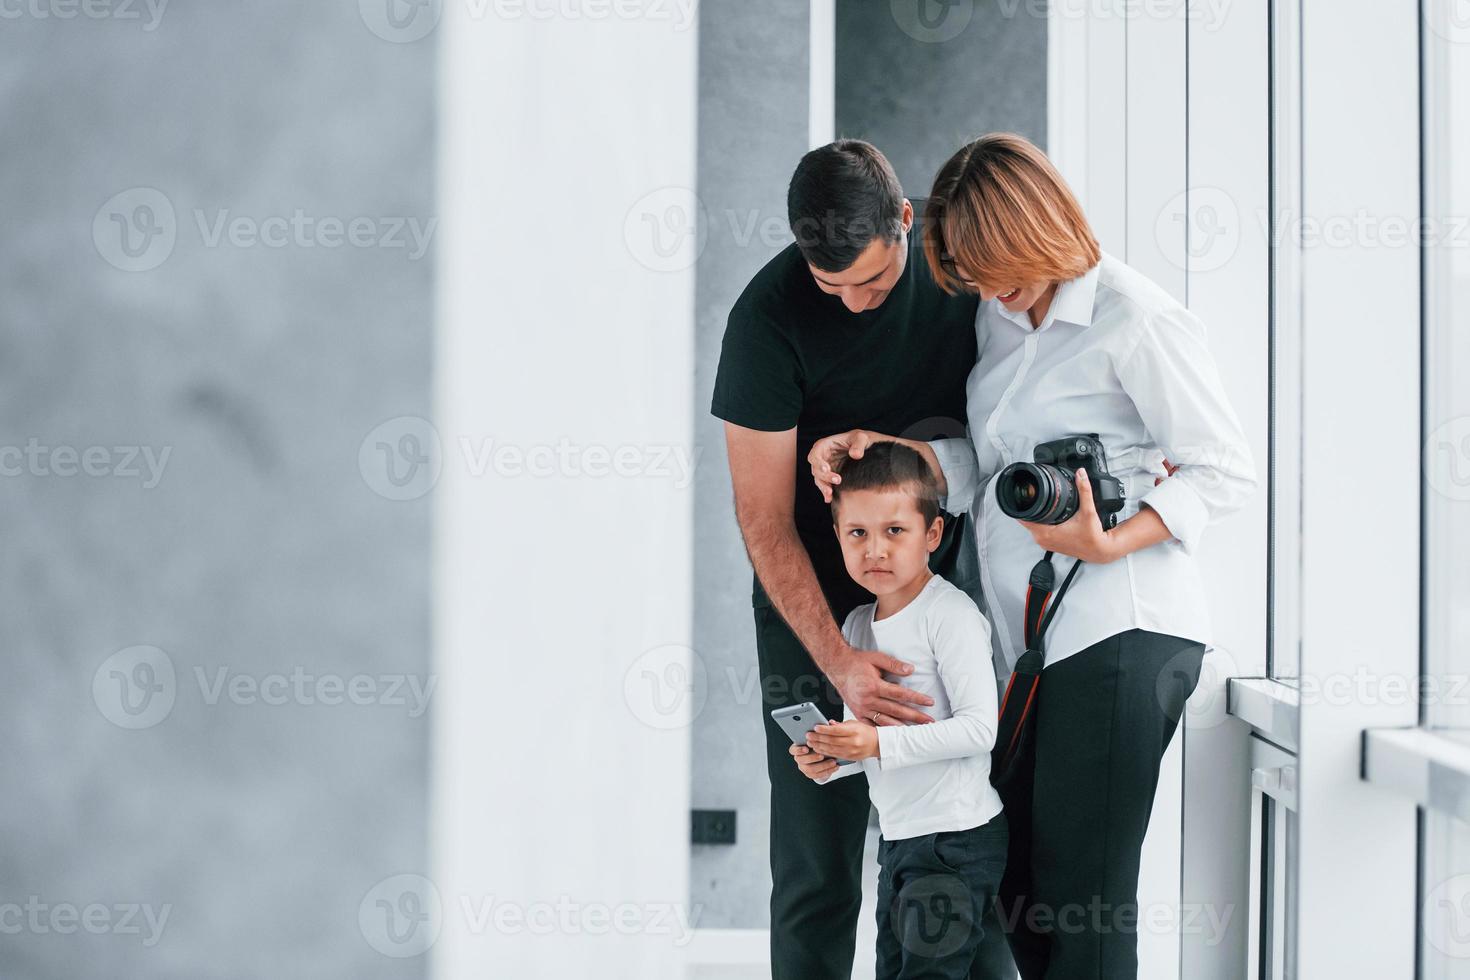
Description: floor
687,826,881,980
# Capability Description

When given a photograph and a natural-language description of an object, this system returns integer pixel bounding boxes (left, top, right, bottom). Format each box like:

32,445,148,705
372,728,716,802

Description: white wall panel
433,7,697,978
1295,0,1419,975
1125,9,1190,978
1183,3,1272,977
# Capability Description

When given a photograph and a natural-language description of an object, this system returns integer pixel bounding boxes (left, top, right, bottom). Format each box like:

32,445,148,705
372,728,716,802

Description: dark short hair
830,441,940,528
787,139,905,273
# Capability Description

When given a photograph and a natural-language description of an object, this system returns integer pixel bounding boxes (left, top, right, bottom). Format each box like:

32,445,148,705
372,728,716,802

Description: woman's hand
789,743,839,782
805,720,880,762
1017,467,1121,564
807,429,884,503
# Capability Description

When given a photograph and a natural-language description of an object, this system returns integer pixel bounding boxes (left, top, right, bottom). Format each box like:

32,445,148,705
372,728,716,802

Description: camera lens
1009,471,1040,509
996,462,1079,525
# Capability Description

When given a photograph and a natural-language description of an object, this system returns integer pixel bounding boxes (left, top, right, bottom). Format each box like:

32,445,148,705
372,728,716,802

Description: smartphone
770,702,862,774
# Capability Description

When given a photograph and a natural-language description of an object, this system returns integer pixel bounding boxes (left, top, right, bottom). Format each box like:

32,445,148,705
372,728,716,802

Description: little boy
789,441,1007,979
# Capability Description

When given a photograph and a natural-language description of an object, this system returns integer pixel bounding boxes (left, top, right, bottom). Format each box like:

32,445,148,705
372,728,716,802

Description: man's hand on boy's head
807,428,879,504
806,720,880,762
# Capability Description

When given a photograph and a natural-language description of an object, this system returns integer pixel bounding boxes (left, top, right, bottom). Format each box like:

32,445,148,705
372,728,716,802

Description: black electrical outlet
691,809,737,845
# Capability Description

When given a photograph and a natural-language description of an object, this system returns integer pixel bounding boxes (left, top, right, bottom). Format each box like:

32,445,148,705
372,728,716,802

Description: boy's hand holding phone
788,743,839,782
806,720,879,762
788,720,879,782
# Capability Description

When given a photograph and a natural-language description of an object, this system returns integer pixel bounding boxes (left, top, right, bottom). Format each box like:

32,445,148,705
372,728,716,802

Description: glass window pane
1424,0,1470,729
1423,2,1470,974
1269,0,1304,683
1423,813,1470,979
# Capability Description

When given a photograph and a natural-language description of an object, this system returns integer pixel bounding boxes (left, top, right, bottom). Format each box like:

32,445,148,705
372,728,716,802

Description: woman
806,133,1256,979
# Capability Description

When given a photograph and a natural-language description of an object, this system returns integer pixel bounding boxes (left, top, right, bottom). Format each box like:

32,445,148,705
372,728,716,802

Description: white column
1081,2,1127,252
1183,3,1271,977
432,4,698,977
809,0,836,148
1124,7,1189,978
1295,0,1418,974
1051,4,1274,975
1047,1,1092,198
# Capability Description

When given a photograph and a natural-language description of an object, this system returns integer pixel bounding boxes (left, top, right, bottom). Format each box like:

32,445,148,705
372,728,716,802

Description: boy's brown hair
829,441,940,527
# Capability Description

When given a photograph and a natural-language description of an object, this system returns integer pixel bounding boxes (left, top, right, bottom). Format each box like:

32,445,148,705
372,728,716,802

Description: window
1268,0,1304,685
1421,1,1470,975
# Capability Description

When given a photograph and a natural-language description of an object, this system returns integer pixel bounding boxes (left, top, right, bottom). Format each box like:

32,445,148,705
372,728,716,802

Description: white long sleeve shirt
930,252,1257,680
818,574,1004,841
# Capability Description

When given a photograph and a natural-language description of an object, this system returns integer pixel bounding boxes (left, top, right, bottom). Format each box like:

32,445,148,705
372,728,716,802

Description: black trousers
875,815,1009,980
755,606,1017,980
996,629,1205,980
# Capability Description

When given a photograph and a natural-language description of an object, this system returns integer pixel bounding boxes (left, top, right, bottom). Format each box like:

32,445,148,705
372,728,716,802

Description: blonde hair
923,133,1100,295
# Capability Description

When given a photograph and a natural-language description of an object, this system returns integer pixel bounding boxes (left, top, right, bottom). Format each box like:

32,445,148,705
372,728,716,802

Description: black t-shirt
711,213,980,620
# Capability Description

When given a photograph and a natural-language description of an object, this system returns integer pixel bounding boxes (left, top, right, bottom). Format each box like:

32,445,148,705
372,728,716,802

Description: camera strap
1023,551,1082,653
994,552,1083,778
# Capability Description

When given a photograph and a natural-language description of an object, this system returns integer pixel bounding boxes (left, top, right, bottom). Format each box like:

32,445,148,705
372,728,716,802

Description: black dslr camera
995,434,1127,531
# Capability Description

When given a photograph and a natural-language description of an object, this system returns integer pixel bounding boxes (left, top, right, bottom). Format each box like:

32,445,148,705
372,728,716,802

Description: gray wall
837,0,1049,196
0,4,433,978
691,0,811,931
691,0,1048,930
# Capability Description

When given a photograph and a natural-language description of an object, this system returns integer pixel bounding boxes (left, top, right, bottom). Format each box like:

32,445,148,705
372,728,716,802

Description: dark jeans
996,628,1205,980
876,815,1010,980
755,606,1017,980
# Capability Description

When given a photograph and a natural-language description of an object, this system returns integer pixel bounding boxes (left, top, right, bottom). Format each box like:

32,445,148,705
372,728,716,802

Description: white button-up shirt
930,252,1257,678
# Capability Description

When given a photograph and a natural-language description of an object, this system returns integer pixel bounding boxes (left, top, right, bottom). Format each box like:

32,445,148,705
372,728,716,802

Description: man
711,140,1013,979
